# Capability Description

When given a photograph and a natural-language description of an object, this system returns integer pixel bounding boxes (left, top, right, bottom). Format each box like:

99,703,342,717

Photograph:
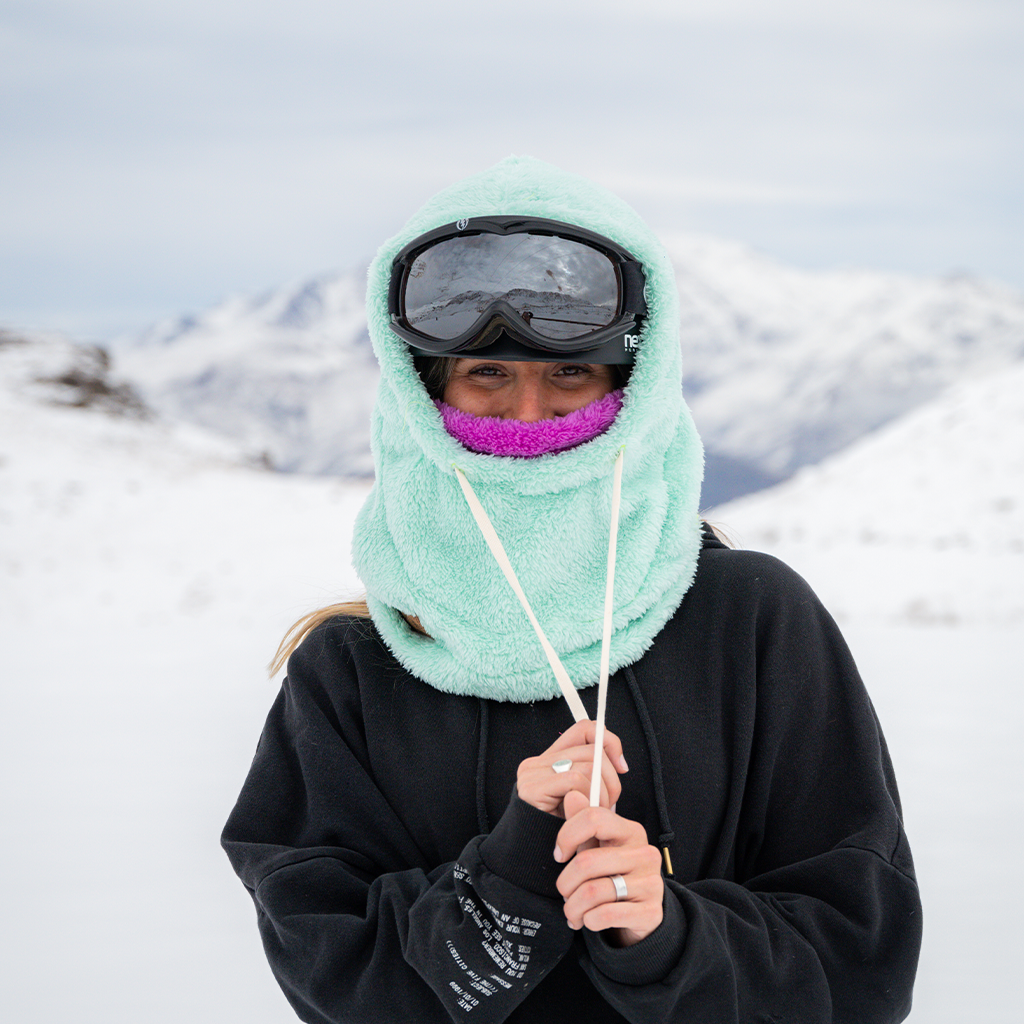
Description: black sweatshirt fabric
223,533,922,1023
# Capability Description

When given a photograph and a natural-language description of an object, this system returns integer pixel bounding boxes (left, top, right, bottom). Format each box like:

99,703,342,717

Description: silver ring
610,874,628,901
551,758,573,774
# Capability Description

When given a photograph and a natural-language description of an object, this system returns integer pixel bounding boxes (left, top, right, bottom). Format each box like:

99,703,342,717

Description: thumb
563,789,590,820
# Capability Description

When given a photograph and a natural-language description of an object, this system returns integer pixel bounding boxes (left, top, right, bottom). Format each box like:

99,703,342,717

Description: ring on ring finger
552,758,573,774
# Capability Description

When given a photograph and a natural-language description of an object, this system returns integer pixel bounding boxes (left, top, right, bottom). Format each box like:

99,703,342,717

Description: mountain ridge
112,234,1024,505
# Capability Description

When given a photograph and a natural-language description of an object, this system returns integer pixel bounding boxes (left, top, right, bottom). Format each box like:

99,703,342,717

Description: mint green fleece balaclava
352,156,704,704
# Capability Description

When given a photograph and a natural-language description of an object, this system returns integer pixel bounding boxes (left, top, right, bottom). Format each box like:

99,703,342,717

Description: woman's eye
468,364,504,378
556,364,593,379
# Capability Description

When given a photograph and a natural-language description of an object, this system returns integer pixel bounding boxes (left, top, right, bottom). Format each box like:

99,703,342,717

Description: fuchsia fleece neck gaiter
436,389,624,458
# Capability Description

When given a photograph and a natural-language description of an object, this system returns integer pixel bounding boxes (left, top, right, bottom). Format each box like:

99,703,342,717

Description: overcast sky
3,0,1022,340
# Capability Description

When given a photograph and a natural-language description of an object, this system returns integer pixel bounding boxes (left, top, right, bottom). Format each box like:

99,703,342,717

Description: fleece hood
352,156,704,703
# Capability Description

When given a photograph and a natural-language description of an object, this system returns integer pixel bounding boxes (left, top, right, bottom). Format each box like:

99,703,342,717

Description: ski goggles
387,216,647,364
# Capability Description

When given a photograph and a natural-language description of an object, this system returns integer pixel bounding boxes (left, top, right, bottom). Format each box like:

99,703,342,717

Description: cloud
1,0,1021,337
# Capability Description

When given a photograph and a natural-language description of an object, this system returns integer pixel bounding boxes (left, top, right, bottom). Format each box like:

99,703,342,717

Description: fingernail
617,755,629,772
553,844,564,862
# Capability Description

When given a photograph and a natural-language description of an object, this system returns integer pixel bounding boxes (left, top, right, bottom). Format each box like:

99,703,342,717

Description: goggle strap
619,262,648,315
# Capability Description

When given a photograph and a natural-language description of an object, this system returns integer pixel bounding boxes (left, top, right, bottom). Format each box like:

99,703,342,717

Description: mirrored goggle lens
402,233,620,341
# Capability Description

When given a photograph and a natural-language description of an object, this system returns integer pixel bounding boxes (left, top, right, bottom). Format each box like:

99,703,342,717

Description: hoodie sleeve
576,554,922,1023
221,627,574,1024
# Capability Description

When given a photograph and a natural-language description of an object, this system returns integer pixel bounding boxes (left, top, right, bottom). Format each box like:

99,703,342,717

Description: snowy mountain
669,235,1024,482
710,357,1024,626
115,237,1024,506
118,270,377,477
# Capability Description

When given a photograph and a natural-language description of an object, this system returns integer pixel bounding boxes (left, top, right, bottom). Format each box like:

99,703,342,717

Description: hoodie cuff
479,793,564,900
583,886,686,986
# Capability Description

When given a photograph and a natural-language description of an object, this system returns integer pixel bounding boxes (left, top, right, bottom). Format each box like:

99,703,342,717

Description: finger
560,788,591,824
556,791,600,856
545,721,629,774
558,742,623,810
518,741,616,778
556,834,665,941
518,746,620,813
562,868,664,929
549,738,624,807
561,843,663,909
554,804,643,862
535,740,625,781
558,850,647,901
517,767,613,816
557,831,659,897
538,745,622,809
596,744,622,807
578,896,665,945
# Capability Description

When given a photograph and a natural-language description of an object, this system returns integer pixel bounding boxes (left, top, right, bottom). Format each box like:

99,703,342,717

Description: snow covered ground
711,360,1024,1023
1,337,368,1022
710,358,1024,627
2,335,1021,1022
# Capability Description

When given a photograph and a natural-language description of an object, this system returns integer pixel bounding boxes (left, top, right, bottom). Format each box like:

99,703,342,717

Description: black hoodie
223,531,922,1023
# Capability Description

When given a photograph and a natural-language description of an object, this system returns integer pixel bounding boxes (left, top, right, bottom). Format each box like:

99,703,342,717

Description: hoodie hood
352,156,704,703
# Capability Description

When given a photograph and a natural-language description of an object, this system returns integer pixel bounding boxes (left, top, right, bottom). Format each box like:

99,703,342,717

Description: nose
506,381,550,422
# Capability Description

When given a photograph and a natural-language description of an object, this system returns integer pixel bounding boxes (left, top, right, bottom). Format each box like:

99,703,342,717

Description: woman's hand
516,720,628,818
554,789,665,947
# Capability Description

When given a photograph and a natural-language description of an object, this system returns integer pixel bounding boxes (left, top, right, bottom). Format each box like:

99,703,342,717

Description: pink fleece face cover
435,389,624,458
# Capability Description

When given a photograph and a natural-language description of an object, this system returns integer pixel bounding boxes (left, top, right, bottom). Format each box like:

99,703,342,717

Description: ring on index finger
552,758,573,774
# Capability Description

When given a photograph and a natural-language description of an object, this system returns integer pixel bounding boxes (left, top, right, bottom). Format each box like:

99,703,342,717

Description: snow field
1,389,367,1023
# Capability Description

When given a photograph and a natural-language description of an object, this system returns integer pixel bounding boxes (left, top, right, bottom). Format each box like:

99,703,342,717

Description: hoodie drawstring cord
453,449,624,748
475,697,491,835
623,664,676,877
454,463,599,724
456,448,626,830
588,446,625,807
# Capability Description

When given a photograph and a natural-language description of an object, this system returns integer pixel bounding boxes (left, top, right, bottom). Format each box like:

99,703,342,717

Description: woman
223,157,921,1023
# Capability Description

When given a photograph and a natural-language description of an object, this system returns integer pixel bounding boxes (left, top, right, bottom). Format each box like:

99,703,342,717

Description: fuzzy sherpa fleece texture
351,156,705,704
436,389,624,458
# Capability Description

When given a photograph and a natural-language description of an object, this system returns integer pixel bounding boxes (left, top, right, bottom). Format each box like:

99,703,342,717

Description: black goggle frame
387,216,647,365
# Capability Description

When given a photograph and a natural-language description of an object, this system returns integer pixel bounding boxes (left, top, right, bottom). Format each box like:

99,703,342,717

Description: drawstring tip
661,846,674,878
